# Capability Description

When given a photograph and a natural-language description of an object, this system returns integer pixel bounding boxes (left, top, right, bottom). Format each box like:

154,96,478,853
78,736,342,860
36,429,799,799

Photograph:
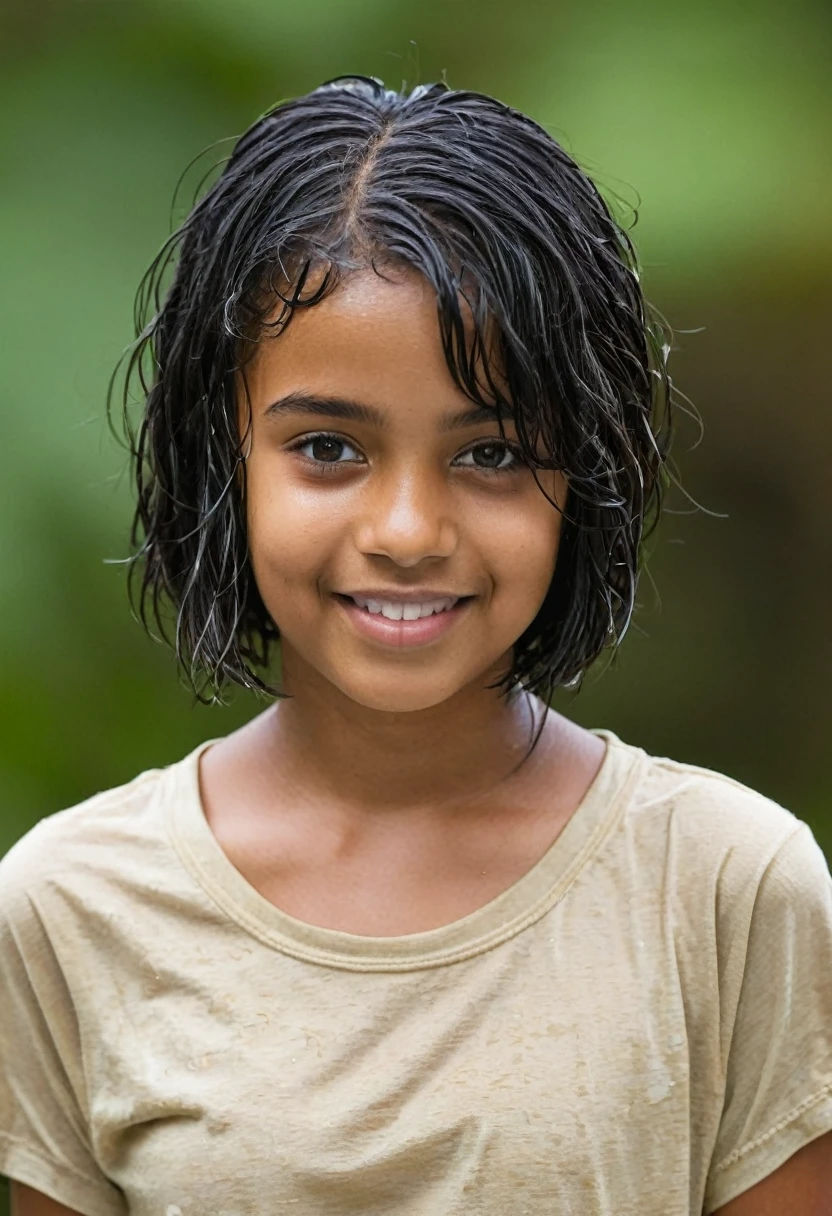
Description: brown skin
12,268,832,1212
242,267,566,722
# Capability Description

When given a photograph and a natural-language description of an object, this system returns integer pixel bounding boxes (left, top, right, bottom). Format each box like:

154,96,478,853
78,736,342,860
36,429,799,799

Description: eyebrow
263,390,508,432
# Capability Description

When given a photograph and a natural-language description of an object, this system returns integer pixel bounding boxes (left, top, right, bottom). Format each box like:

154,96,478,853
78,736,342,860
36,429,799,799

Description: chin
327,667,476,715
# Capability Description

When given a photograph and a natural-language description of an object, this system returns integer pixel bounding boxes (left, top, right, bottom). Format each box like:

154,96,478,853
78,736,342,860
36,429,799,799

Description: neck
256,650,554,818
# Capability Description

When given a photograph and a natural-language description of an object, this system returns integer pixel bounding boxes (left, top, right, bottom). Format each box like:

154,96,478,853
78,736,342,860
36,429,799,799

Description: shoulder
627,741,809,850
610,736,829,914
0,759,174,922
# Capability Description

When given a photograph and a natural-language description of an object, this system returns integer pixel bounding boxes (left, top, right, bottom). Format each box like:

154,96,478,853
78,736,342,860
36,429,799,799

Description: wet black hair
114,75,676,711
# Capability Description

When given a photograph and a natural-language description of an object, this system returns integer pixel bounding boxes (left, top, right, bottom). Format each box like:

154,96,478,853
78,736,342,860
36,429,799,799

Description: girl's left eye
454,441,523,474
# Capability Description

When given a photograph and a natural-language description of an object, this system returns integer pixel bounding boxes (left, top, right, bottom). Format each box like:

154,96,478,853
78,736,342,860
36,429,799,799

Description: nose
355,466,457,567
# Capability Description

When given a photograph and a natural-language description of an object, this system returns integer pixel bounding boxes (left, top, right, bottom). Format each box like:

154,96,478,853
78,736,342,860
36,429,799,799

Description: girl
1,77,830,1216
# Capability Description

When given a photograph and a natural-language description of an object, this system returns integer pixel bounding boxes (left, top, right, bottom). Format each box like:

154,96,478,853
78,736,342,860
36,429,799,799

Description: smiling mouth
334,593,475,621
333,592,475,648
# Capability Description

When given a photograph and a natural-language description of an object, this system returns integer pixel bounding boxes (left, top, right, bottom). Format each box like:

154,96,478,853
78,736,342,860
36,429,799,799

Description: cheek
489,485,564,600
244,466,337,602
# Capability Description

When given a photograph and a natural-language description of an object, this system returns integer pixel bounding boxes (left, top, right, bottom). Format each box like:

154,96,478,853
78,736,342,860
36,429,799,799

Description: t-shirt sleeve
704,821,832,1213
0,828,127,1216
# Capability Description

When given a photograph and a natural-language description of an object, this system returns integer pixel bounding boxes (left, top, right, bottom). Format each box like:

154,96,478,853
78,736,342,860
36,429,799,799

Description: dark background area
1,0,830,1202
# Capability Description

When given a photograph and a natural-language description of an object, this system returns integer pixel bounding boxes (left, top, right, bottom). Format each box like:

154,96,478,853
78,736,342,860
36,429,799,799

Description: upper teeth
351,596,459,620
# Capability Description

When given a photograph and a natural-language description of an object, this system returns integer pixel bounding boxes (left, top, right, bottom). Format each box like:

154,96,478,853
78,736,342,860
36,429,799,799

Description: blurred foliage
0,0,830,1203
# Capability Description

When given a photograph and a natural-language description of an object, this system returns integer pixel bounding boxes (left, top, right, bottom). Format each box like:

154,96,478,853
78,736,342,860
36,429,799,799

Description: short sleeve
0,829,126,1216
704,822,832,1213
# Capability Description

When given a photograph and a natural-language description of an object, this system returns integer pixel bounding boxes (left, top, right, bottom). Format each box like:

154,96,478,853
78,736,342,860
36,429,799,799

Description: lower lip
335,596,473,648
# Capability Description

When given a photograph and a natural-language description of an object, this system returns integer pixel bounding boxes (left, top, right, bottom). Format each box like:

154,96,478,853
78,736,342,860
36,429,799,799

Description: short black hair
115,75,675,705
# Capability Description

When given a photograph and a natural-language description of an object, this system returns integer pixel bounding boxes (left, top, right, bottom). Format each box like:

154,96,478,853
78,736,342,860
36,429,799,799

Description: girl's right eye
288,432,364,470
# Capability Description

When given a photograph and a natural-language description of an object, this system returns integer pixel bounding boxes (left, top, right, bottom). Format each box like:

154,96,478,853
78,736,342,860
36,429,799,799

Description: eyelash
285,432,526,477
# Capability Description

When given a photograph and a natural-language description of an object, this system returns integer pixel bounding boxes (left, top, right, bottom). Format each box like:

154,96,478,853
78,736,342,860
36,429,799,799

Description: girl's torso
0,732,829,1216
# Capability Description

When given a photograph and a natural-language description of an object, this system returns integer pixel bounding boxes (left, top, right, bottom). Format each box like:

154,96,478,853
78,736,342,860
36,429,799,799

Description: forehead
244,265,502,415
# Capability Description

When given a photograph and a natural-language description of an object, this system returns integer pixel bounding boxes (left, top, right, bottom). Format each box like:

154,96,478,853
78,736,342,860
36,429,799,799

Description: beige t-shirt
1,730,831,1216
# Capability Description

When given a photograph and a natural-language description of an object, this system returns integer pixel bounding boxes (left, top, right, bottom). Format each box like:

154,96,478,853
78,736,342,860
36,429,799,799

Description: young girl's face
241,266,567,713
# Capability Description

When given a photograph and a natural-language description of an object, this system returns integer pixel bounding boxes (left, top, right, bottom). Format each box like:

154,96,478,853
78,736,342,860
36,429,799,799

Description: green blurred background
1,0,831,1178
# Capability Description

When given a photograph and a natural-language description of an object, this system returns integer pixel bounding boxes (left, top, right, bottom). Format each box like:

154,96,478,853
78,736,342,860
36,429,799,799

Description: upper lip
336,589,472,603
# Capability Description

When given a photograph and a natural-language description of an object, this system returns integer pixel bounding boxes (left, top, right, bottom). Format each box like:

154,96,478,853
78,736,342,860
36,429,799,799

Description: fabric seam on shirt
164,742,646,972
0,771,164,896
169,787,629,970
712,1080,832,1173
715,822,811,1085
650,757,792,812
